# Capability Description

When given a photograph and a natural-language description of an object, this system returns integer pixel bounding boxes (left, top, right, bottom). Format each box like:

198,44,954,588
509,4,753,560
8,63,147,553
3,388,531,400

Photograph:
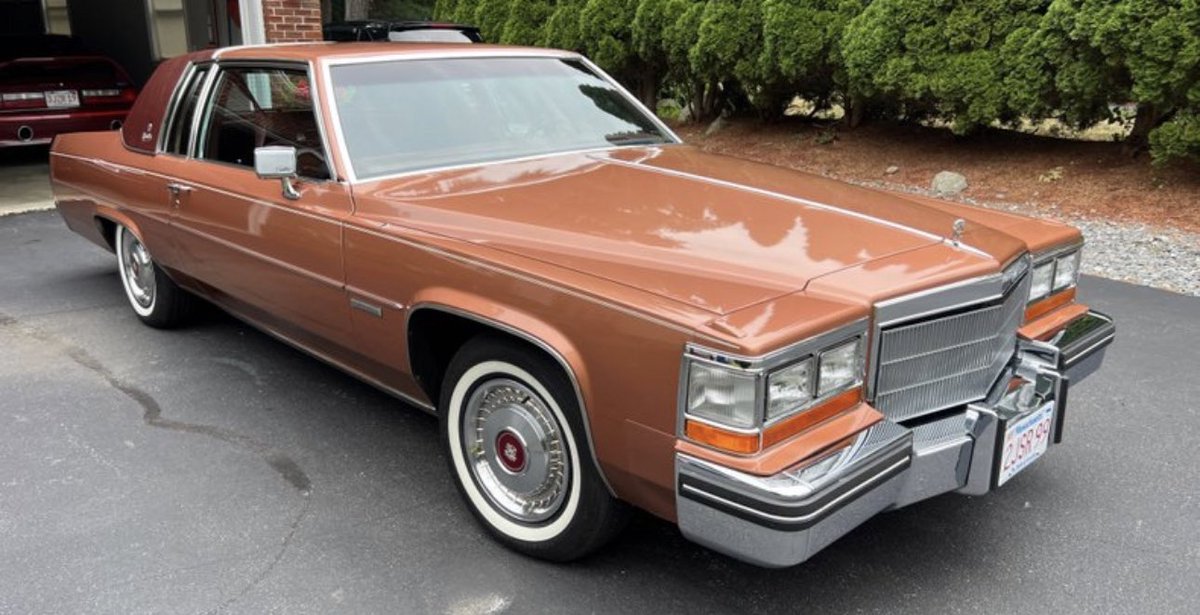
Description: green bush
1150,112,1200,163
579,0,638,72
436,0,1200,164
470,0,514,42
758,1,865,117
501,0,554,45
842,0,1048,133
632,0,688,92
542,0,587,51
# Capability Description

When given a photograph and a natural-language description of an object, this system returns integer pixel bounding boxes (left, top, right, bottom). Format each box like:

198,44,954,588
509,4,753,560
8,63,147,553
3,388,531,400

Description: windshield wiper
605,131,667,146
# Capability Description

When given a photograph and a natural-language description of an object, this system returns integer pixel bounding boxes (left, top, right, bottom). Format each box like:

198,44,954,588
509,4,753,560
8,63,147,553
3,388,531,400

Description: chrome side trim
350,297,383,318
346,285,404,311
404,303,616,497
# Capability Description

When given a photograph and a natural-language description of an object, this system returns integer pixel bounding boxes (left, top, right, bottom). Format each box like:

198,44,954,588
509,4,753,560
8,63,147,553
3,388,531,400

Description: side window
163,66,209,156
196,66,330,180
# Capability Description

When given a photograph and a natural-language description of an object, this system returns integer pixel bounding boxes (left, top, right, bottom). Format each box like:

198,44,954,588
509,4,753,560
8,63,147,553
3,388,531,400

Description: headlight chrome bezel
1027,243,1083,305
681,319,867,454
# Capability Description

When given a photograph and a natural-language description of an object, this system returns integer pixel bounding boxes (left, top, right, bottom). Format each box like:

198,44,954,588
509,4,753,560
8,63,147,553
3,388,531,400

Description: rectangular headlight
1029,261,1054,302
686,362,757,428
766,358,813,420
818,338,862,395
1053,250,1080,291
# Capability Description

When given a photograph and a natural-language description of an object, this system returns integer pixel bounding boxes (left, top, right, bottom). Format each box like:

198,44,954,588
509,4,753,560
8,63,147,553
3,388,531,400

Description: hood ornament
950,218,966,246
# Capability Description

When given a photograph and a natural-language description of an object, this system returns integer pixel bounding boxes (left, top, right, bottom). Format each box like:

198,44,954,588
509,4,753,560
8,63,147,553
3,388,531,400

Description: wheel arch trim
404,297,617,497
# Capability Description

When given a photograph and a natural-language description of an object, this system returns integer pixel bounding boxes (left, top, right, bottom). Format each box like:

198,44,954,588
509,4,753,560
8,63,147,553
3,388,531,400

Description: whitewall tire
115,224,193,328
440,336,628,561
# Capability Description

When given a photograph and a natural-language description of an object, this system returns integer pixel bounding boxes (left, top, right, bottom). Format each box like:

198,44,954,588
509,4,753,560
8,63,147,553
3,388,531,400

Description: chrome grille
872,272,1028,421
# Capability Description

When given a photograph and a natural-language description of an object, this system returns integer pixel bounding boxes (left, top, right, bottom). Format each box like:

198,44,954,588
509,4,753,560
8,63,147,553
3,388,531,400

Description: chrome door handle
166,182,193,195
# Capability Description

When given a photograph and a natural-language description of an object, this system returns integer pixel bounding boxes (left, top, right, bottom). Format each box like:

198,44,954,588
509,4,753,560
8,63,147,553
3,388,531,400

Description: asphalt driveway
1,210,1197,614
0,147,54,217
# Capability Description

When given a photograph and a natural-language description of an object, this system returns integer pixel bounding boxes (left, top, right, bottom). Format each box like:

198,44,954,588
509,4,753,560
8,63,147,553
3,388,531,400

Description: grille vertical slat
872,274,1028,421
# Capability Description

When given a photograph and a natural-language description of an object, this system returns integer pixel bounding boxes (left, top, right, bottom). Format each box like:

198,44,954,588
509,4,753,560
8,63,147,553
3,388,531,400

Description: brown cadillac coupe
50,42,1115,567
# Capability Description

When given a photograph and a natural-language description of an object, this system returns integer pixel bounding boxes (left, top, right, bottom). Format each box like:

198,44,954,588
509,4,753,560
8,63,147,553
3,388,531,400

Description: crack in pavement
2,310,316,609
0,312,311,493
205,496,312,614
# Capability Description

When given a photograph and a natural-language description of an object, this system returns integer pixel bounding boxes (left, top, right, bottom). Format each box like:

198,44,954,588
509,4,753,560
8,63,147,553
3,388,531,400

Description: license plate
45,90,79,108
997,402,1054,486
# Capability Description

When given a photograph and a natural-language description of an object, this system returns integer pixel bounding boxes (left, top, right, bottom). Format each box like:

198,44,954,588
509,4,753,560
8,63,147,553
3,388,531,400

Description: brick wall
262,0,323,43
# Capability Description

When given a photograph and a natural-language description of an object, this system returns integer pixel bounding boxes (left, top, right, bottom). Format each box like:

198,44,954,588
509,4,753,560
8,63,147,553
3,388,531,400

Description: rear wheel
115,224,193,328
441,336,628,561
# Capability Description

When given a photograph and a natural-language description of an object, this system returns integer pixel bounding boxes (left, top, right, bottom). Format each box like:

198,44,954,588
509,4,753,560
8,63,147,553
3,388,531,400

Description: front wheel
115,224,193,328
441,336,628,561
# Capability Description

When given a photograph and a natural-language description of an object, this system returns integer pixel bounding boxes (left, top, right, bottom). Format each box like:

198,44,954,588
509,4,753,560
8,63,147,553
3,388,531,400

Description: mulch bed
675,119,1200,234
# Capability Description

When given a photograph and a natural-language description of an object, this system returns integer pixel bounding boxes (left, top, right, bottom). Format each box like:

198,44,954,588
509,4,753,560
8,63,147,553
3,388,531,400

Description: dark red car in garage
1,34,137,147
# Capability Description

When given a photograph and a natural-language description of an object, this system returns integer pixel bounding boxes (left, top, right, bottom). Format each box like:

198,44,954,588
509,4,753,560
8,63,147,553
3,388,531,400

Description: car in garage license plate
45,90,79,108
997,402,1054,486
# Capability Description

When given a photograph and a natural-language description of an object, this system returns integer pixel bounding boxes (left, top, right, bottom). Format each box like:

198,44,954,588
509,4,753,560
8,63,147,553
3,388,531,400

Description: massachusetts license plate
45,90,79,108
997,402,1054,486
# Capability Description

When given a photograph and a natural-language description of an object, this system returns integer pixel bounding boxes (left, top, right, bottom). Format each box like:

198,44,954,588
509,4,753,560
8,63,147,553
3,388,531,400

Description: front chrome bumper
676,310,1114,568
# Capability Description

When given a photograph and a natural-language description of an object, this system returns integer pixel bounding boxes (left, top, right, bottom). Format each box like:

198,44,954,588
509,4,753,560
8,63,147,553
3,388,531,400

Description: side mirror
254,145,300,200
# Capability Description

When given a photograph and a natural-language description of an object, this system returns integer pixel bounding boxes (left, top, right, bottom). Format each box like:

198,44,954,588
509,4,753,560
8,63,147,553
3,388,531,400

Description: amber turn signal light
762,387,862,449
684,420,761,454
686,387,864,454
1026,287,1076,321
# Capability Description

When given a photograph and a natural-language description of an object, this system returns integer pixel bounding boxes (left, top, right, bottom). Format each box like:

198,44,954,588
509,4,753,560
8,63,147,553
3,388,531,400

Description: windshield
330,57,672,179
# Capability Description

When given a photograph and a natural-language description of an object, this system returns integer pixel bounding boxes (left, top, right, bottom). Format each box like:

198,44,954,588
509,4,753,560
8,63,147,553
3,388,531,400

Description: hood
352,146,1023,315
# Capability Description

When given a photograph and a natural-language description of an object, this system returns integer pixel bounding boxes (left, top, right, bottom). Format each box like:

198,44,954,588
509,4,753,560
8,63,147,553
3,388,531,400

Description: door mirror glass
254,145,297,179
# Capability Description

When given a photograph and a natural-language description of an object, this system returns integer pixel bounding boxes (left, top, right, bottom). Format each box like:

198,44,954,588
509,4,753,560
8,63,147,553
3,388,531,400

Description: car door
167,62,354,345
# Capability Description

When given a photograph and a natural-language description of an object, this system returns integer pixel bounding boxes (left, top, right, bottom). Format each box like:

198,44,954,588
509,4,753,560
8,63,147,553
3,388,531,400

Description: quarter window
163,65,208,156
197,66,329,180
